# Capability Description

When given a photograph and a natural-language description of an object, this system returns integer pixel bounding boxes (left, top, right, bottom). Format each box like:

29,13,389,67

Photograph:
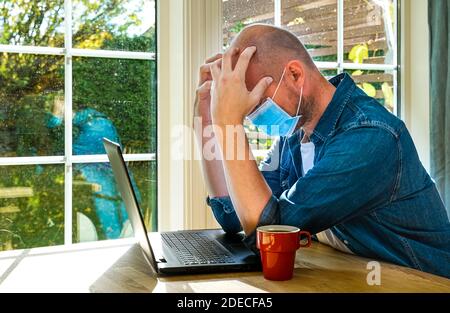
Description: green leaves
359,82,377,98
0,0,157,250
381,81,394,110
230,21,245,34
349,44,369,64
0,0,65,46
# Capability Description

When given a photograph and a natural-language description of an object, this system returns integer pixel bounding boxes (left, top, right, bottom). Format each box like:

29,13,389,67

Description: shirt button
344,240,349,245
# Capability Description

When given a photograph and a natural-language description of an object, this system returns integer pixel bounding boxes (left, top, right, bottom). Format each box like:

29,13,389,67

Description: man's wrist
194,115,212,124
212,117,244,128
212,120,248,155
193,113,213,127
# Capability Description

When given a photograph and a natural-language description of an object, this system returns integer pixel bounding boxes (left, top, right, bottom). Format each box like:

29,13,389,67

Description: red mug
256,225,311,281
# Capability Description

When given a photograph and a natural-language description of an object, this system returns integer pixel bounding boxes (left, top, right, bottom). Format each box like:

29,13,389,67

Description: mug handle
299,231,312,248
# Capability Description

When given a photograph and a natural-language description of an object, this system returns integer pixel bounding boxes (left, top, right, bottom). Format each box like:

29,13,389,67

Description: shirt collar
284,73,356,175
310,73,356,144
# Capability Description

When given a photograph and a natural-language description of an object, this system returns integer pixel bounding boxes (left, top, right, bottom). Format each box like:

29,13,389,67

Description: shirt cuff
242,194,280,252
206,196,242,234
207,196,235,213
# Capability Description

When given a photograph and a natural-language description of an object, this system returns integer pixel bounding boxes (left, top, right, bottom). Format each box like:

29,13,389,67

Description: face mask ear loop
295,86,303,117
272,67,287,100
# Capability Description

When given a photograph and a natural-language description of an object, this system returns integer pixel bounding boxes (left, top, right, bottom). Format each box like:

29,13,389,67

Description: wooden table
0,237,449,293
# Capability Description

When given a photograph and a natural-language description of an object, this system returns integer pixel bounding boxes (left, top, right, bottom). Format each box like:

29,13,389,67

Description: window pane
223,0,275,48
320,68,338,80
0,53,64,157
0,0,64,47
282,0,338,62
73,161,156,243
344,0,395,65
345,69,395,112
72,0,156,52
72,57,156,155
245,119,273,164
0,165,64,251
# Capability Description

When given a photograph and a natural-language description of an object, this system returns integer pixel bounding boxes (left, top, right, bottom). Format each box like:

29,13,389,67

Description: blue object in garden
47,108,142,239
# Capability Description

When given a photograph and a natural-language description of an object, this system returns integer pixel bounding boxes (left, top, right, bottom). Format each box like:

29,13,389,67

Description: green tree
0,0,156,250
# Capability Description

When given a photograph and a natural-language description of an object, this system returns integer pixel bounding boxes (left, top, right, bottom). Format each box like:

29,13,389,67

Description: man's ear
286,60,305,86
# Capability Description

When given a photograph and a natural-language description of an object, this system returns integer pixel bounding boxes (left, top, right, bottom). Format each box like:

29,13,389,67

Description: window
223,0,399,156
0,0,157,251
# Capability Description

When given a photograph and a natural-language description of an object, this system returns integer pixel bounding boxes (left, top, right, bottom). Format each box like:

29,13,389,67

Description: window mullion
71,48,155,60
341,63,397,71
0,45,64,55
337,0,344,74
0,156,66,166
315,61,339,69
394,0,400,117
71,154,156,164
274,0,281,26
64,0,73,246
393,69,398,116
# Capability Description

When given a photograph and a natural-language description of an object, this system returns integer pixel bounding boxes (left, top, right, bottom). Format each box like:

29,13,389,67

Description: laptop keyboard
161,232,236,265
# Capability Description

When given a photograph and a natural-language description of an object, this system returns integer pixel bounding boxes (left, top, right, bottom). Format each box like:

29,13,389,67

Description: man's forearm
214,123,272,235
194,119,229,198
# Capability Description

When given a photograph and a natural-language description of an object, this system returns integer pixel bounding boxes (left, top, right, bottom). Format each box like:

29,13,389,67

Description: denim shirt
208,73,450,279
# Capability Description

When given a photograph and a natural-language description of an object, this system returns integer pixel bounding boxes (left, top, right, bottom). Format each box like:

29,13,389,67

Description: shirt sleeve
243,126,400,250
207,196,243,234
207,138,285,234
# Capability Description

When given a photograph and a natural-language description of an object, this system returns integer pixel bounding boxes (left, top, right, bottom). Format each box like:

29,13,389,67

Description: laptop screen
103,138,157,271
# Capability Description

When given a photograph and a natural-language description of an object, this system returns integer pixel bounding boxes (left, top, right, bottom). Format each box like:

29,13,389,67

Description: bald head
230,24,316,84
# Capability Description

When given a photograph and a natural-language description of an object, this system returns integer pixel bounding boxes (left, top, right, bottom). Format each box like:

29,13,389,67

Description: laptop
103,138,260,275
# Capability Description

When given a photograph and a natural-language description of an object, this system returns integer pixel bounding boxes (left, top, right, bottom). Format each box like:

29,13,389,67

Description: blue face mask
247,68,303,137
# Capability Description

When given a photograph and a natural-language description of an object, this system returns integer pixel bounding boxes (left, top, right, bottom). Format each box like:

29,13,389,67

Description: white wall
402,0,431,172
157,0,222,231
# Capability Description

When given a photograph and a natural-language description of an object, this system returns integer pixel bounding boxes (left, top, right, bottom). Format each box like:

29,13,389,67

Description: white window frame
0,0,157,245
223,0,400,115
400,0,430,171
157,0,223,231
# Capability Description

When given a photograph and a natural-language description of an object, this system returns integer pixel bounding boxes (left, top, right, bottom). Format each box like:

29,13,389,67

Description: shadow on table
89,243,264,293
89,243,161,293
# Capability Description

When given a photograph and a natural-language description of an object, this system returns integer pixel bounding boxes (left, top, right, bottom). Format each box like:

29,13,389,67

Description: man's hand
209,46,273,126
193,53,223,125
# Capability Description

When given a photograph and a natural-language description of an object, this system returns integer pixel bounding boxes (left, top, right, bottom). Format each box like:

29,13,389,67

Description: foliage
72,30,157,153
0,0,157,250
230,21,246,34
0,165,65,250
349,44,369,64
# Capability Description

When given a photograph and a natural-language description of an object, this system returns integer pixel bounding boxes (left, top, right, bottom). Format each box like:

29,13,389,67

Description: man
193,24,450,278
